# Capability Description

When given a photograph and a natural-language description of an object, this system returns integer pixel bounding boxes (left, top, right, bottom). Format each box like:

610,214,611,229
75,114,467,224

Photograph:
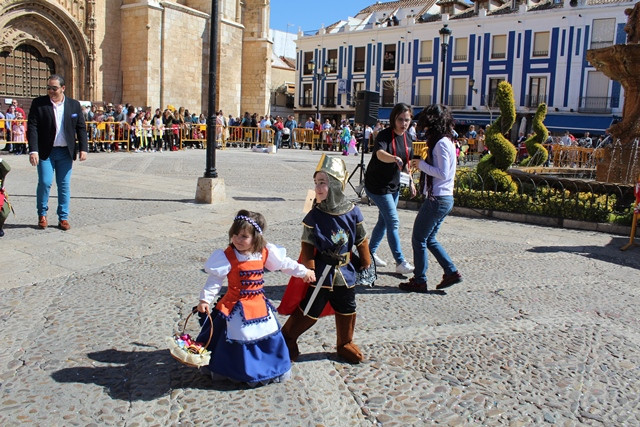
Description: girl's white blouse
199,242,307,303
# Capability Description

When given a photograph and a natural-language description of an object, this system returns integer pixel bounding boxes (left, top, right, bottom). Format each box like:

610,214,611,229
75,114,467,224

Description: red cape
277,257,334,317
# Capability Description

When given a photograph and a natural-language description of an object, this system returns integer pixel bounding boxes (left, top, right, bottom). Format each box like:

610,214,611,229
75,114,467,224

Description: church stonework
240,0,272,116
0,0,272,117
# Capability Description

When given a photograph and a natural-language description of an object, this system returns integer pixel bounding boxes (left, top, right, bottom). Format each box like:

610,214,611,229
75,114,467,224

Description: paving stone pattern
0,148,639,426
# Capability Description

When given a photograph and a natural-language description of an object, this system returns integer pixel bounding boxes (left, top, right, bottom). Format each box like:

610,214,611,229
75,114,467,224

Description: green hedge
399,168,634,225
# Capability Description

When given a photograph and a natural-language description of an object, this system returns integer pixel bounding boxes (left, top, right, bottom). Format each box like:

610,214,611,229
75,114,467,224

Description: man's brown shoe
436,272,463,290
58,220,71,231
399,277,428,293
38,216,48,229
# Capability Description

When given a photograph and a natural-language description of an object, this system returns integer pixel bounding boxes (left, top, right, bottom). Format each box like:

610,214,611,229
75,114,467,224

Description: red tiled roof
358,0,433,14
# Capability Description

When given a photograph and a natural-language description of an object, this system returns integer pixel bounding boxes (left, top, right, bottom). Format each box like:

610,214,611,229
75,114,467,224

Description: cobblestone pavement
1,148,639,426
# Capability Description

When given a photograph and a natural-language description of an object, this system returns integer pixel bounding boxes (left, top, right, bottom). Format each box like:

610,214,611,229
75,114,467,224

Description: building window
416,79,432,106
491,35,507,59
354,47,366,72
300,83,312,106
453,37,468,61
450,78,468,107
303,51,313,75
383,44,396,71
351,81,364,106
486,78,504,107
580,70,612,113
533,32,550,57
527,77,547,107
590,18,616,50
327,49,338,74
325,82,336,107
419,40,433,62
381,80,395,106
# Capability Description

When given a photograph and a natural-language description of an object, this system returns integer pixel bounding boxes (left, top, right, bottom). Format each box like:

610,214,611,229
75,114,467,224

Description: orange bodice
215,246,269,322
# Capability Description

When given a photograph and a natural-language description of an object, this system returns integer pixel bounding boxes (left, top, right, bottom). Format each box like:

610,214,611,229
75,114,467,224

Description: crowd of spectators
3,98,614,161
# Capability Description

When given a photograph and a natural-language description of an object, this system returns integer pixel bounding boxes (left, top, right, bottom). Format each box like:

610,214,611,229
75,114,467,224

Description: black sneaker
436,272,463,290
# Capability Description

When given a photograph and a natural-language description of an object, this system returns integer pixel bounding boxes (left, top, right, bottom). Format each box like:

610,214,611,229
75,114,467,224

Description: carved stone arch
0,1,91,99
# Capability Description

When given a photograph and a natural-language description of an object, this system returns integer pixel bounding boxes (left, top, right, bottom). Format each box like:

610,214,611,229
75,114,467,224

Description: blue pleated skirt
196,308,291,384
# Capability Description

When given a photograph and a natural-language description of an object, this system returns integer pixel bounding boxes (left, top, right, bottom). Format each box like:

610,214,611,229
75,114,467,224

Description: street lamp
307,59,331,120
439,24,452,105
469,78,478,93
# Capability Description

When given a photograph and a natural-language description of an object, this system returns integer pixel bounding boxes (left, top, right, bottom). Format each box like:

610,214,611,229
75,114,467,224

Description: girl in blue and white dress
195,210,315,386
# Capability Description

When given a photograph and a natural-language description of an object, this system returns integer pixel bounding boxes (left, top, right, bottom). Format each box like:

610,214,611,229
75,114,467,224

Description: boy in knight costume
278,154,371,364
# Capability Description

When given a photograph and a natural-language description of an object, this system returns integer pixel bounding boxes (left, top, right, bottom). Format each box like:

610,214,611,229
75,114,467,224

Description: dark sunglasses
46,86,61,91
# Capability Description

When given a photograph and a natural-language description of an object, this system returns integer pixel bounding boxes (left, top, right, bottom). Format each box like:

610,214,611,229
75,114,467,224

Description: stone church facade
0,0,272,116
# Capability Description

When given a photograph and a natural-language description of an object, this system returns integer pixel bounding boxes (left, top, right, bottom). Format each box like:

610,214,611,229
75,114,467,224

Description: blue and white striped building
294,0,635,136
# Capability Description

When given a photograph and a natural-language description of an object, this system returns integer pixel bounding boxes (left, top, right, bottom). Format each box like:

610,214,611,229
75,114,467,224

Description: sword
302,264,332,316
302,238,346,316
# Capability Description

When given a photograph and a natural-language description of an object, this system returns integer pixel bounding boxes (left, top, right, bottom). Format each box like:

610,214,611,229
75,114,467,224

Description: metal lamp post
195,0,224,204
307,59,331,121
204,0,219,178
439,24,452,105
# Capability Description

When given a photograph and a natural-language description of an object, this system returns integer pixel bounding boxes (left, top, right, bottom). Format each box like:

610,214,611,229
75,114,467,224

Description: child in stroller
281,127,291,148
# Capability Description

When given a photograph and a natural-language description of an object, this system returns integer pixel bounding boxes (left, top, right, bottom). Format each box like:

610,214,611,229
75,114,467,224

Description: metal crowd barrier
225,126,274,148
551,145,606,168
0,121,381,154
86,121,131,151
181,122,208,149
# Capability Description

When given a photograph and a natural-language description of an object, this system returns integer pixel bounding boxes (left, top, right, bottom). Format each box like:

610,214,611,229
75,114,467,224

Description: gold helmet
315,154,348,190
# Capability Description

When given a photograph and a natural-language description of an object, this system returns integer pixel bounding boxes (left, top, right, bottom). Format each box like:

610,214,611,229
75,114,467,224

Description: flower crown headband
234,215,263,234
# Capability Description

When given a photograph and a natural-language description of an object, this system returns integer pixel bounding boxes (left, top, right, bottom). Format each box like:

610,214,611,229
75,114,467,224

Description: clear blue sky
270,0,374,33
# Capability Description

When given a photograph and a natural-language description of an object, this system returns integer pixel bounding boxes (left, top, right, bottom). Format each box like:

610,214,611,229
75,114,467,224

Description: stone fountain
587,3,640,185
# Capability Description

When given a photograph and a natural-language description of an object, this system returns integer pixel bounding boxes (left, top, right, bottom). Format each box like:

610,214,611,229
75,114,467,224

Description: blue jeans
37,147,73,220
365,189,406,265
275,131,282,149
411,196,457,284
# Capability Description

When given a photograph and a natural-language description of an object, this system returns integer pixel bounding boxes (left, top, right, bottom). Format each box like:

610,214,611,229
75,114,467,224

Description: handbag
167,308,213,368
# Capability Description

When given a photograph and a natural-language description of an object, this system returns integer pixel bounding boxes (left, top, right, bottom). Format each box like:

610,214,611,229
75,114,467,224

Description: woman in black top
364,102,416,274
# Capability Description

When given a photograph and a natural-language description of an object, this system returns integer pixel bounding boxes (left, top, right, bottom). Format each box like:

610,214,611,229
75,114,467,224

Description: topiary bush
476,81,517,192
520,103,549,167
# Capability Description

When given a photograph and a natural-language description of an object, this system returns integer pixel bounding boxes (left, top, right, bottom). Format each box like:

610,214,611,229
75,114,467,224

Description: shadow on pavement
51,348,250,400
527,236,640,270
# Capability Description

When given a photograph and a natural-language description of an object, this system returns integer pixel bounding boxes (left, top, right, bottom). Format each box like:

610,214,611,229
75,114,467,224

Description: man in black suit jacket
27,74,88,231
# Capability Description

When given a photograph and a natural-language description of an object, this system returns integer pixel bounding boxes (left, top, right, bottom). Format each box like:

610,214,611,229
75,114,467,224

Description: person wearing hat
278,154,371,364
27,74,88,231
105,103,115,118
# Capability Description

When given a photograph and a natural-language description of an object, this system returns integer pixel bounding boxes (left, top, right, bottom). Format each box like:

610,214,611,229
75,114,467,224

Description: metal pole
440,43,447,105
316,73,321,121
204,0,218,178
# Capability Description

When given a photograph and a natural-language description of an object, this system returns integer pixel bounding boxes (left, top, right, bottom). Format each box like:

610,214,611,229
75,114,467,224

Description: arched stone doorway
0,1,92,102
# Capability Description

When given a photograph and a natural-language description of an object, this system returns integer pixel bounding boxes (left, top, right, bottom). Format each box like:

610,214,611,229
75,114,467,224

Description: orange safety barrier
181,122,208,149
225,126,273,148
413,141,427,158
293,128,314,149
551,145,605,168
86,121,131,151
